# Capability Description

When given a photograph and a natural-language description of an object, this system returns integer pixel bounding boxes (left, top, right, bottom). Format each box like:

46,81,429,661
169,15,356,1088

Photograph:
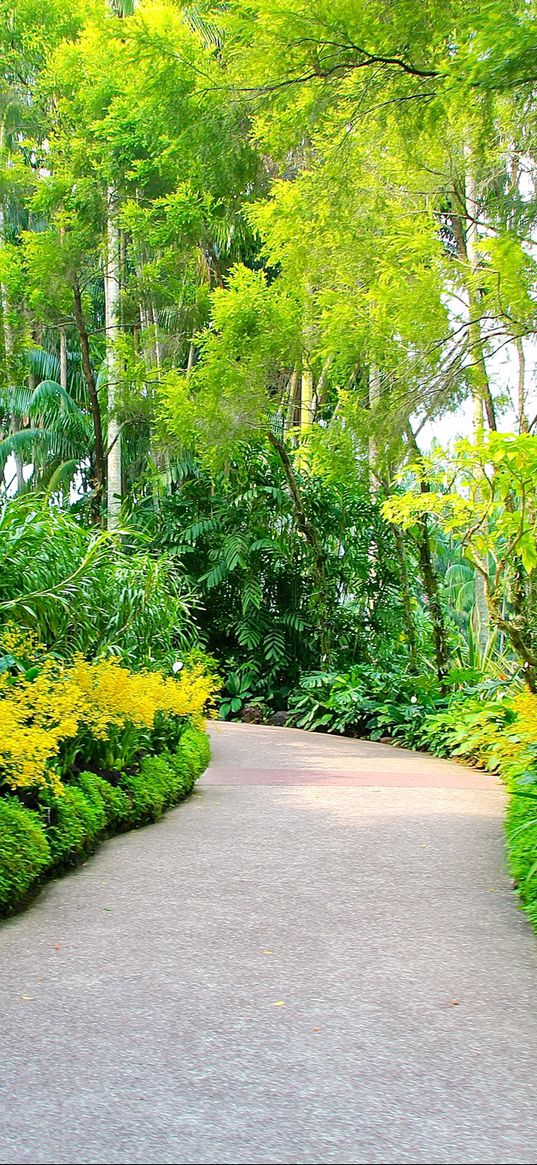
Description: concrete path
1,723,537,1165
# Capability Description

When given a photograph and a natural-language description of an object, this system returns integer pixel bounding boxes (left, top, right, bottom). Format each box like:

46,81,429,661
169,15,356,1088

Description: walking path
1,723,537,1165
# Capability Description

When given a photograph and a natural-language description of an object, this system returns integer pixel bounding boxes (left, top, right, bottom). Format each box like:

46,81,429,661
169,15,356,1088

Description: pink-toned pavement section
204,721,502,791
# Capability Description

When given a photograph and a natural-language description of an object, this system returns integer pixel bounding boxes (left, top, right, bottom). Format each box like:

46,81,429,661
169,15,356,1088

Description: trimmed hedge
0,799,51,912
505,793,537,930
42,785,107,867
0,725,210,917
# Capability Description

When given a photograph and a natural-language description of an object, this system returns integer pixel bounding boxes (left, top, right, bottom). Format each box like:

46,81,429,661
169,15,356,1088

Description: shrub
118,768,167,826
74,771,132,831
288,665,440,744
0,722,211,916
505,793,537,927
0,496,196,666
178,725,211,779
0,799,51,912
0,631,217,794
139,754,179,809
42,786,106,867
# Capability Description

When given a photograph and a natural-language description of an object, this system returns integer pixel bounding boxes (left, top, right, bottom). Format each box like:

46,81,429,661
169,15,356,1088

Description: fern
263,628,287,663
181,517,219,543
200,559,228,588
241,578,262,613
223,533,247,571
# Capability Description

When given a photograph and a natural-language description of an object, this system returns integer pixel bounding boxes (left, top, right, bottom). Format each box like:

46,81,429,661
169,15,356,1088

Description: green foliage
118,727,208,824
178,725,211,779
136,444,415,708
219,670,258,719
0,496,195,666
506,795,537,928
3,0,537,936
74,770,131,831
0,725,210,914
289,666,441,744
384,435,537,686
0,798,51,912
41,785,106,867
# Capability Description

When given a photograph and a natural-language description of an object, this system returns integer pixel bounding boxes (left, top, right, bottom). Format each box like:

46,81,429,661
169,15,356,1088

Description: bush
118,765,167,826
42,786,107,867
0,799,51,912
177,725,211,780
505,793,537,927
0,627,217,795
288,665,440,744
74,771,132,831
117,728,209,825
0,495,196,667
0,724,211,916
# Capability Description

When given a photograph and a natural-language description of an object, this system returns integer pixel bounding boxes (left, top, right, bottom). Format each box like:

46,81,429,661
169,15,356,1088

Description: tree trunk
72,275,105,512
452,150,496,653
516,336,529,433
451,151,497,435
300,366,313,430
392,524,418,667
104,185,122,530
285,369,299,430
0,192,25,493
59,327,68,391
268,429,330,658
368,364,381,492
406,427,450,687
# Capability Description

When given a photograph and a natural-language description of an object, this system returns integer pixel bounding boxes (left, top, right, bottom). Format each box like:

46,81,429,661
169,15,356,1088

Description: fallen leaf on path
20,995,35,1001
272,1001,285,1007
449,999,461,1006
54,943,61,951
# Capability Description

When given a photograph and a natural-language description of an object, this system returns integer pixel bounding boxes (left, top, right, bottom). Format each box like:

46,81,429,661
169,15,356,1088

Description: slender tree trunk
463,157,497,434
104,185,122,529
285,369,299,430
392,525,418,667
148,296,162,371
72,275,105,512
451,154,497,435
368,364,381,492
516,336,529,433
268,429,330,657
406,426,450,687
134,243,169,502
300,366,313,430
59,327,68,391
452,150,496,653
0,188,25,493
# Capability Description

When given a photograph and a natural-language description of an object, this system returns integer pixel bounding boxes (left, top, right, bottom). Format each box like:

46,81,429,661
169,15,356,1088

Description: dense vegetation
2,0,537,921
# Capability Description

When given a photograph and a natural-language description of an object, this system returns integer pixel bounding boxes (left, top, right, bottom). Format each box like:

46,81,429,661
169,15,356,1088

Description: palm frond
46,460,80,494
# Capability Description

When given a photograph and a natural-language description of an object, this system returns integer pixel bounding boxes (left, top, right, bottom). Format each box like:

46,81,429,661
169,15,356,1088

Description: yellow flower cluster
0,653,216,794
454,686,537,787
502,689,537,784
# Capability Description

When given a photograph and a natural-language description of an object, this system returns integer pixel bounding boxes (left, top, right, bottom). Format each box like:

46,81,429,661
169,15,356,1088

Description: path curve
1,723,537,1165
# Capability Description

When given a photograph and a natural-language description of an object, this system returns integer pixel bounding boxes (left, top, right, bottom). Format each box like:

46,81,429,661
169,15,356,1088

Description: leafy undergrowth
0,725,210,918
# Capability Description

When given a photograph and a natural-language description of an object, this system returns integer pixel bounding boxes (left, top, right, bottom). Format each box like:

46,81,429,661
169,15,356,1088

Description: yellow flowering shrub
69,657,216,736
498,689,537,785
0,647,217,794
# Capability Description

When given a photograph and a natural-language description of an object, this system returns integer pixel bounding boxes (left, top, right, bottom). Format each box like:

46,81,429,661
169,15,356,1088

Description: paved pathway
1,723,537,1165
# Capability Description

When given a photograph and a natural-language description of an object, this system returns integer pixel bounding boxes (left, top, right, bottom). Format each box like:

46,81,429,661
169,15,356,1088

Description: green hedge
505,793,537,929
0,799,51,912
0,725,210,917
